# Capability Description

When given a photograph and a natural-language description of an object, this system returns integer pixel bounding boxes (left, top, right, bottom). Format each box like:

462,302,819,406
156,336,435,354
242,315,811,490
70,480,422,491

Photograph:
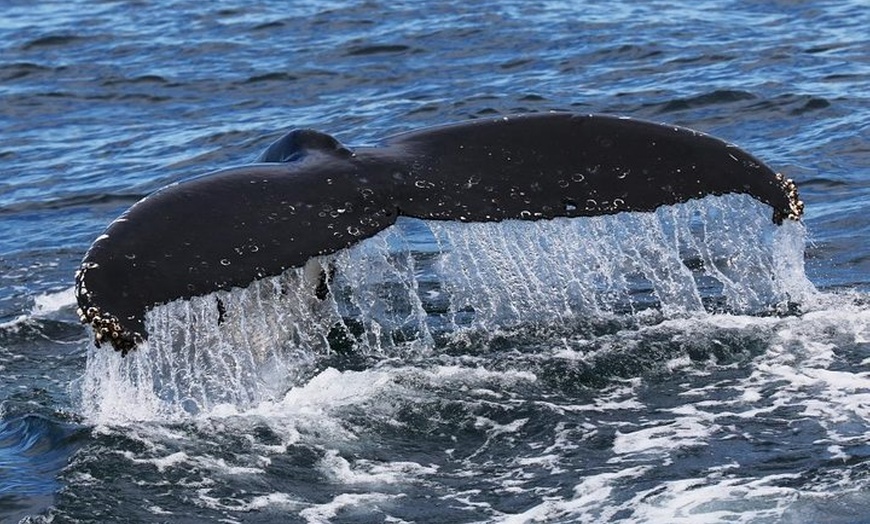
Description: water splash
78,194,815,422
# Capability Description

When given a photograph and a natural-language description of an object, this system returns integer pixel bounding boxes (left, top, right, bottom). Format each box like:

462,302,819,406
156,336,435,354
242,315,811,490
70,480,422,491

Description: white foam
0,285,76,330
627,474,800,523
495,466,652,523
298,493,399,524
611,416,712,458
281,367,394,408
317,449,437,485
32,285,76,316
118,450,189,473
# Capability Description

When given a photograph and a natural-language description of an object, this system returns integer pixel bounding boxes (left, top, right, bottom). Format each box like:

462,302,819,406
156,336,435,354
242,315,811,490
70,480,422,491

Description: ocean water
1,0,868,522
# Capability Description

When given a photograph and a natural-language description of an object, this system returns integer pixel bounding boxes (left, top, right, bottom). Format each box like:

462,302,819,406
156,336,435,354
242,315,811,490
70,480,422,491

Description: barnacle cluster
75,264,141,355
773,172,804,224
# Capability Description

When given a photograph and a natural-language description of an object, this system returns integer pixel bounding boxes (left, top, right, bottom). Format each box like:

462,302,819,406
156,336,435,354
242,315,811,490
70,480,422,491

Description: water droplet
520,210,531,218
347,226,361,236
558,179,569,188
585,199,597,210
220,259,231,266
572,172,586,182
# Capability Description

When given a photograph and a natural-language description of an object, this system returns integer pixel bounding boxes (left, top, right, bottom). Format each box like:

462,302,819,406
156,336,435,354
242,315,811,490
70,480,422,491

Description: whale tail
75,113,803,354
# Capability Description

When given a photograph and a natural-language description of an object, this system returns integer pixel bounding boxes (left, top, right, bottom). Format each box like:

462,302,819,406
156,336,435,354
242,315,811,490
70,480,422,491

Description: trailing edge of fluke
74,113,804,354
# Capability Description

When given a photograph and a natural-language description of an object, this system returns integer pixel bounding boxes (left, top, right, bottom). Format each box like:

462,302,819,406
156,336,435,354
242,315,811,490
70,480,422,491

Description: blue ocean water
1,0,868,522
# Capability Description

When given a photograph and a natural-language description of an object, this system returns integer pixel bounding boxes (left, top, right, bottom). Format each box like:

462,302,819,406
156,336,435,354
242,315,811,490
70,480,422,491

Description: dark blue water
2,1,868,522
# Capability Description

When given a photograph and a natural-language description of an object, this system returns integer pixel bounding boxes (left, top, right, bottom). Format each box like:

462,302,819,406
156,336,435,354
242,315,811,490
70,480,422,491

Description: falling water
78,194,815,422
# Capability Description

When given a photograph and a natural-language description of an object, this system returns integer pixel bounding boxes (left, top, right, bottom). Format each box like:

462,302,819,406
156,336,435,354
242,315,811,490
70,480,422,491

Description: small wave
0,287,77,335
21,34,89,51
0,409,85,520
0,193,145,217
244,72,299,84
0,62,55,82
31,287,76,317
746,93,835,117
344,44,415,56
653,89,757,114
100,74,172,87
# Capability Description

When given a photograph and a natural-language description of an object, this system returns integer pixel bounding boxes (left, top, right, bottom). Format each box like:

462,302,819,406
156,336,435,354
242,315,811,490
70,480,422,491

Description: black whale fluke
74,113,804,354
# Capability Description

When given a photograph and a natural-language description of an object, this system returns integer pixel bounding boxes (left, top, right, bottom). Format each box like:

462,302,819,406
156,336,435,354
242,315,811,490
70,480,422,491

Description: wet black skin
75,113,801,353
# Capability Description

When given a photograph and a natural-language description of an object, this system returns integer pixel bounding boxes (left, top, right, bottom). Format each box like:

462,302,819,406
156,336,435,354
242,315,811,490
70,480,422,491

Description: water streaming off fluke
79,194,815,422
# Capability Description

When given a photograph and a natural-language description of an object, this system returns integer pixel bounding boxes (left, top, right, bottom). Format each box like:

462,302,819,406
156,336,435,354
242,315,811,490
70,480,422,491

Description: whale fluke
74,113,803,354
